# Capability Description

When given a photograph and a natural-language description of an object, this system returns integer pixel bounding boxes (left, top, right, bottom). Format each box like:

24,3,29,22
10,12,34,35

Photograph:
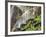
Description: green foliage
20,15,41,31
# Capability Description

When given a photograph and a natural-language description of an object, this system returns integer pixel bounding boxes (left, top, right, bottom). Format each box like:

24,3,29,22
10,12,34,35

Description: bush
20,15,41,31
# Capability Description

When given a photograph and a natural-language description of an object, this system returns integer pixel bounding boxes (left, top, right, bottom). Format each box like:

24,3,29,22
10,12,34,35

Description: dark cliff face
11,6,23,31
10,5,41,31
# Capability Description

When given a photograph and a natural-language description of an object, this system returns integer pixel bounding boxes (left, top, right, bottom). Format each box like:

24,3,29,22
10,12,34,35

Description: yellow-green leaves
20,16,41,31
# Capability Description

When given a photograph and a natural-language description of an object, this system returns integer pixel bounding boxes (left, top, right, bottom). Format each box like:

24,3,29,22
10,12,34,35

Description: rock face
11,6,23,31
10,5,41,31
